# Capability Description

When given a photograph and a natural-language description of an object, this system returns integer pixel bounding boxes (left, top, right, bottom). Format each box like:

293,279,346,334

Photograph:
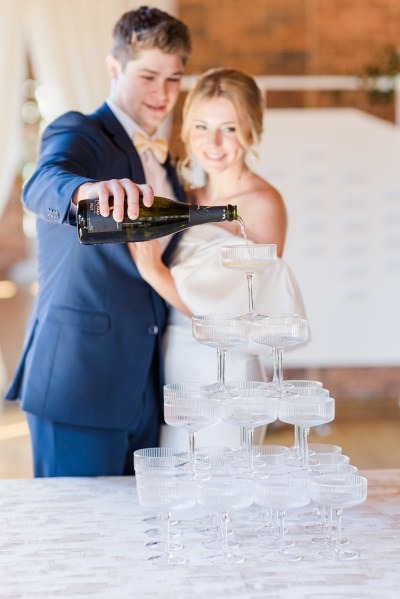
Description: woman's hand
128,240,163,283
128,239,191,317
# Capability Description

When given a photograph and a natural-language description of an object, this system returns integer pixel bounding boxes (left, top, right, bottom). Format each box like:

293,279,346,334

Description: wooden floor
1,285,400,479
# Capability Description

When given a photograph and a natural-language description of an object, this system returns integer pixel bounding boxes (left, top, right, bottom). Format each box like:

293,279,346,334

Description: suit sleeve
22,112,104,226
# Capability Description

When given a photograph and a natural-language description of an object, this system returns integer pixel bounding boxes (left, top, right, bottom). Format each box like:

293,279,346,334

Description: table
1,469,399,598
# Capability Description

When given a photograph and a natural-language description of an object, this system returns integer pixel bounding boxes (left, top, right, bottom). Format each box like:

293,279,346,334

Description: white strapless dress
160,225,307,449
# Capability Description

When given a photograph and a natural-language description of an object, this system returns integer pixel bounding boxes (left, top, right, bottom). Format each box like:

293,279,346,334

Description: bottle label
85,201,122,233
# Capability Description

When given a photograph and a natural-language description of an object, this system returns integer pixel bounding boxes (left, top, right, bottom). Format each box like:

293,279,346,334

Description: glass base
145,527,181,539
203,537,239,551
208,552,245,565
146,540,183,552
206,383,239,400
149,554,188,566
268,549,302,562
319,548,359,561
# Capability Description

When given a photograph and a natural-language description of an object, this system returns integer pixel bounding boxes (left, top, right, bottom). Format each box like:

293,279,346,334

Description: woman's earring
181,156,206,189
189,156,206,189
246,148,259,169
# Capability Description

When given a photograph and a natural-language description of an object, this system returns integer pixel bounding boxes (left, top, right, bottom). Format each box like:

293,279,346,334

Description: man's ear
106,54,121,79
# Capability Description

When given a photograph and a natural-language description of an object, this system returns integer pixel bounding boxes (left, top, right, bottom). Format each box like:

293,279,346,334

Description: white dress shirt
106,98,176,200
105,99,176,251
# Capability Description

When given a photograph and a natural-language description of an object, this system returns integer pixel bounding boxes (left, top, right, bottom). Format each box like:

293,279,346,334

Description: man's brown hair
112,5,191,68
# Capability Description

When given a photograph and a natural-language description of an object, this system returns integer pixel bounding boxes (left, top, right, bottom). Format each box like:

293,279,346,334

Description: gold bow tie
133,132,168,164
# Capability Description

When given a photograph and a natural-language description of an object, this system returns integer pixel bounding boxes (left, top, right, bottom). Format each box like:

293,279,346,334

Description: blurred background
1,0,399,477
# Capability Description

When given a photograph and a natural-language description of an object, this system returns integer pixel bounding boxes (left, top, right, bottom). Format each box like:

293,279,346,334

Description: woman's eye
194,124,207,131
223,126,236,134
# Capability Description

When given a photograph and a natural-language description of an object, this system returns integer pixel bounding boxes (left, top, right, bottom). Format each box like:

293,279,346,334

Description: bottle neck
188,204,237,225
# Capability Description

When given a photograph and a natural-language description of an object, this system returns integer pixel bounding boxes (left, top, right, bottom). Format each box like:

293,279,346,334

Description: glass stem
278,510,286,554
247,427,254,472
294,425,300,457
272,347,278,384
240,426,247,452
272,509,279,543
189,432,196,476
216,348,227,387
335,508,343,557
163,512,172,559
302,426,310,471
221,512,230,559
276,347,284,393
246,272,255,314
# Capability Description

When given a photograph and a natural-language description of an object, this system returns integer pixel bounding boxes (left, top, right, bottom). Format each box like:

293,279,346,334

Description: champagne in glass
221,244,277,321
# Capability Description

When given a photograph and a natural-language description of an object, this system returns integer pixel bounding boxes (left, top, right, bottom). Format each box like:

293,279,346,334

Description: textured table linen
0,469,399,598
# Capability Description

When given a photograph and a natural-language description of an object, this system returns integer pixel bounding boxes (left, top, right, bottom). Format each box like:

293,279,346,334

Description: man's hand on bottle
73,179,154,221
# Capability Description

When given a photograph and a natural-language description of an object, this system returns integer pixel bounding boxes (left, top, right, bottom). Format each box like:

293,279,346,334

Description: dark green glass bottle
77,196,238,245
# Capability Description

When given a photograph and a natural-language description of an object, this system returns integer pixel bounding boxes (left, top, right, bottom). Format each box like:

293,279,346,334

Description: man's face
108,47,184,136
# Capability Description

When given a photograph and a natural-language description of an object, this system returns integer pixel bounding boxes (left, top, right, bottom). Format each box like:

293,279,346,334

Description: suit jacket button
147,325,159,335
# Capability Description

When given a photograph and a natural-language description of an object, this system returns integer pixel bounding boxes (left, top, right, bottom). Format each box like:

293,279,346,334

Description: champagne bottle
77,196,238,245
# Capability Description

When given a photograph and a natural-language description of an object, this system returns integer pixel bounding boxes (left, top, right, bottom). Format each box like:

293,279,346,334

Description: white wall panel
254,108,400,367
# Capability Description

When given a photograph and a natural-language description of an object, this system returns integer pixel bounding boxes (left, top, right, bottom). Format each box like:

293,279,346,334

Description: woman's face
188,96,250,175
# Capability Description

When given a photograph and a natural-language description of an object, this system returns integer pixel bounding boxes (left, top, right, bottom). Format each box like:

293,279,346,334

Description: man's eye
168,78,181,83
141,76,154,81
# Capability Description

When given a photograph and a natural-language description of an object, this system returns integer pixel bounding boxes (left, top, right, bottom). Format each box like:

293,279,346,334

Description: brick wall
180,0,400,76
178,0,399,122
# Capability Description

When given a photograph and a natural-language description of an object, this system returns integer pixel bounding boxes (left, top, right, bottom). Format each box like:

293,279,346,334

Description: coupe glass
191,314,248,397
308,443,342,456
287,385,329,463
309,473,368,561
278,394,335,471
134,447,188,535
220,381,278,473
196,466,253,564
221,243,277,321
250,315,309,395
253,469,310,562
134,448,195,566
164,382,222,476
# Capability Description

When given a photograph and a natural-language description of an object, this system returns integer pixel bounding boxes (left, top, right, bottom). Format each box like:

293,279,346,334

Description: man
5,6,191,476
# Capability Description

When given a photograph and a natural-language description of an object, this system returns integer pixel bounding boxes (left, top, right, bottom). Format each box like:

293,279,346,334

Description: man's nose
152,80,168,101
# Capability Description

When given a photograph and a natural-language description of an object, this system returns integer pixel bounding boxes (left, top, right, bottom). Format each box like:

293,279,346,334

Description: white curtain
0,0,176,217
0,1,26,219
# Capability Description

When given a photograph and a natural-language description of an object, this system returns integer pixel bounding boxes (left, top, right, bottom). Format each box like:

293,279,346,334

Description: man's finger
110,180,125,222
98,183,111,217
138,184,154,208
123,180,141,220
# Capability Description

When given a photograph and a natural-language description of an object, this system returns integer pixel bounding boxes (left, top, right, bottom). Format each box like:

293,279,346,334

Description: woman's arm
128,241,192,317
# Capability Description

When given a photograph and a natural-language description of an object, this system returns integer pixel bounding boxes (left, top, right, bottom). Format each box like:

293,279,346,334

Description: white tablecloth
1,469,399,598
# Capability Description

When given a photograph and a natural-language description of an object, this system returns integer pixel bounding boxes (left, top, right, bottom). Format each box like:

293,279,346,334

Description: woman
130,68,306,448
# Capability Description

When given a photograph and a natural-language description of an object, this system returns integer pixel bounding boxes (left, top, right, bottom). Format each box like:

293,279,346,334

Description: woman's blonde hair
181,68,264,163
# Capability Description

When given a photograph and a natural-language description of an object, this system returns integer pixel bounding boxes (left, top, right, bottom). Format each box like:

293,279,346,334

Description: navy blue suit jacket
5,103,184,429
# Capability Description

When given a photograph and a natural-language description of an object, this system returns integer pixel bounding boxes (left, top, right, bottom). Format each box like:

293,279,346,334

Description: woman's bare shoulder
239,174,285,212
